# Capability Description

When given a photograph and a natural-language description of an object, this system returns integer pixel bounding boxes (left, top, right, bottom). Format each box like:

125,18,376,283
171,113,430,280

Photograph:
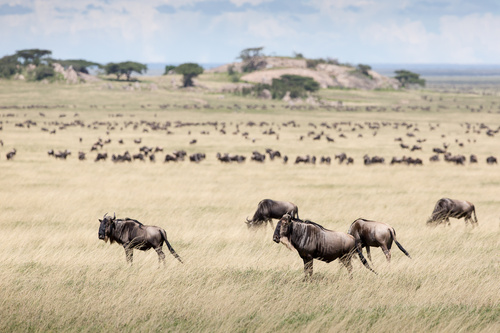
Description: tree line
0,48,204,86
0,48,424,89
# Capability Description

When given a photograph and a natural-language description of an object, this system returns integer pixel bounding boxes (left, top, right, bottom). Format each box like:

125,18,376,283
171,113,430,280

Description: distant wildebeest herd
98,197,477,279
0,117,498,165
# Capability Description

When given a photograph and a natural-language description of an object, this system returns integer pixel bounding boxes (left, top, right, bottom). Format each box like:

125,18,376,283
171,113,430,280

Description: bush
306,57,339,69
34,65,55,81
242,75,320,99
0,55,20,79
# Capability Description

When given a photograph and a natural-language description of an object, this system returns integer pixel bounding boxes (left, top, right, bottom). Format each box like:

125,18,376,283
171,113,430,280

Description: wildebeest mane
291,217,329,231
118,218,144,226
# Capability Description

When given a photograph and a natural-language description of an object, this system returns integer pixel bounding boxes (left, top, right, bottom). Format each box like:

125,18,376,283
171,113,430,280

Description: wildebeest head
272,213,295,251
98,212,116,243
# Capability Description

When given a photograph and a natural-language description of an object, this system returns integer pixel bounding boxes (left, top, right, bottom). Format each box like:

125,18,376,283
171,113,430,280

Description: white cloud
439,13,500,62
361,12,500,63
1,0,499,63
230,0,272,6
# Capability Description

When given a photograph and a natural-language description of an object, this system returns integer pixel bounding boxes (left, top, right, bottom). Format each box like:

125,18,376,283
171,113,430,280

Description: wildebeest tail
161,230,183,263
354,247,377,275
389,229,411,259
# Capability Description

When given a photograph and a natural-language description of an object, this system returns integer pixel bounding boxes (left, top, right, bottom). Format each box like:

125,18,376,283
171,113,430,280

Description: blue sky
1,0,499,65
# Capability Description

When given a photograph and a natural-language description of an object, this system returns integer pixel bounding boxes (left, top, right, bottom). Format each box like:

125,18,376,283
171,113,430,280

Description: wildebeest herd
1,116,498,166
98,197,477,279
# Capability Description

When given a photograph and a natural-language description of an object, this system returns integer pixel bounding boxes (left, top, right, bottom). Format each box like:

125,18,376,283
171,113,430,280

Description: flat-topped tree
395,70,426,87
104,61,147,81
15,49,52,66
175,63,203,87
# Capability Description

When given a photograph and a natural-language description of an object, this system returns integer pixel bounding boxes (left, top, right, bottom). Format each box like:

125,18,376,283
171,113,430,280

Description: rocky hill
207,57,400,90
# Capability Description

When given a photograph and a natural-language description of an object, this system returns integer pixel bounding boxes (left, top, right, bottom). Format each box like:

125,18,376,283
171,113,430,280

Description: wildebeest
427,198,478,226
6,148,16,160
246,199,298,228
95,152,108,162
273,214,376,278
98,213,183,264
348,218,411,262
486,156,497,164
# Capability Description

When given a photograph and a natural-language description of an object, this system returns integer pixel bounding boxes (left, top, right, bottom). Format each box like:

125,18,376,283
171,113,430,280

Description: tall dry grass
0,81,499,332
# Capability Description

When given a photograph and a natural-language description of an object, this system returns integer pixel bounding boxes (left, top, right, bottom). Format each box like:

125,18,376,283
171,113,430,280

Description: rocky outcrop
208,57,400,90
52,63,101,84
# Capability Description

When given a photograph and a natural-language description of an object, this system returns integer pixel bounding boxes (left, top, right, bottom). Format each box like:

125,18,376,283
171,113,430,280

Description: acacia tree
15,49,52,65
394,70,425,87
357,64,372,77
238,47,266,73
175,63,203,87
104,61,147,80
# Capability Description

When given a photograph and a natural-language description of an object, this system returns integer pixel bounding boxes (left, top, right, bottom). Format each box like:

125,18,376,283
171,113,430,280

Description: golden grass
0,79,499,332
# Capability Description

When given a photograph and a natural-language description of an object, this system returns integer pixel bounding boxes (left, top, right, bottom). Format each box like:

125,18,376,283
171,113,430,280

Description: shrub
34,65,55,81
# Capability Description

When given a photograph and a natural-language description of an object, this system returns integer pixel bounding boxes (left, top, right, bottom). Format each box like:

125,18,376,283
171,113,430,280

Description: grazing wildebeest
335,152,347,164
427,198,478,227
486,156,497,164
95,152,108,162
429,154,440,162
348,218,411,262
6,148,16,160
246,199,298,228
98,213,183,264
273,214,376,278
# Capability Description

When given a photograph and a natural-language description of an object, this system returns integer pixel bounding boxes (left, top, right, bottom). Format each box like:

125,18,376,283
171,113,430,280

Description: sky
1,0,500,65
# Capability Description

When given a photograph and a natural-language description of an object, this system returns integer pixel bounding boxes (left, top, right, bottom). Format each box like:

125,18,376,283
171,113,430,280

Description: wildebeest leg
365,246,372,262
302,257,313,277
155,247,166,265
445,217,450,226
381,245,391,262
124,247,133,264
269,219,274,230
340,255,353,279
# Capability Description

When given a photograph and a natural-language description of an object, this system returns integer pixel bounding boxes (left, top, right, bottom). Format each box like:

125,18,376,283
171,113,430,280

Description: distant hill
207,57,401,90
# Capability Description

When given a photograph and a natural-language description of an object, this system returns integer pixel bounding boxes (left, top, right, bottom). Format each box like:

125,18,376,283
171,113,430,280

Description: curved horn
103,212,108,219
246,216,252,223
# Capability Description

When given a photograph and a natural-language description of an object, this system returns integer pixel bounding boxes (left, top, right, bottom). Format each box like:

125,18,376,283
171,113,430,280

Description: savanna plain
0,75,499,332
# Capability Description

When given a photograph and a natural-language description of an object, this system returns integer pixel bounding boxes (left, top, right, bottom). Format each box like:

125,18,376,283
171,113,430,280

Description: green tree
0,55,20,79
104,61,147,81
394,70,425,87
163,65,176,75
15,49,52,66
238,47,266,73
356,64,372,77
175,63,204,87
270,74,320,99
34,65,55,81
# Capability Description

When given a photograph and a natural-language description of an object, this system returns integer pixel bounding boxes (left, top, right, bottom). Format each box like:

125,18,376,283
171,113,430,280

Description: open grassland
0,79,499,332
